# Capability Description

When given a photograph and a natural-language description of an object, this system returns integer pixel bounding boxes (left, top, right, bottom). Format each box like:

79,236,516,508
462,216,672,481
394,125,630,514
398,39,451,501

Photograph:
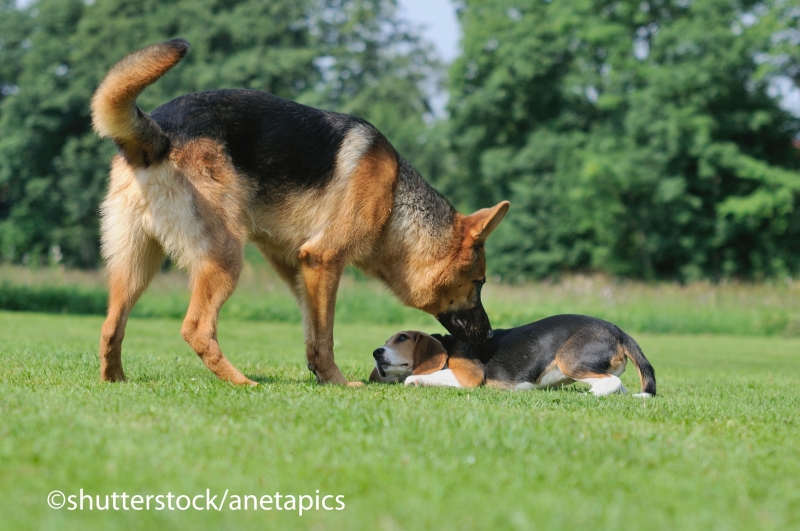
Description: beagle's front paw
404,370,463,388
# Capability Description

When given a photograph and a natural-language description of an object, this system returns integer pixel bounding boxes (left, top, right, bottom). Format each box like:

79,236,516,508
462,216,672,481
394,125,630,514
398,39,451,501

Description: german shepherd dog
91,39,509,386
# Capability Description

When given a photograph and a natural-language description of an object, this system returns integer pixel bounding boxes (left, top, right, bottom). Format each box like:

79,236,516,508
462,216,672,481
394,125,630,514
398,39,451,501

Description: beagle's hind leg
181,251,255,386
574,375,625,396
555,333,627,396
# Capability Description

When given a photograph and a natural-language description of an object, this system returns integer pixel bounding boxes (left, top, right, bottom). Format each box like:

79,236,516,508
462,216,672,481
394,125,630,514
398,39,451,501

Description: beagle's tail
622,335,657,396
91,39,190,166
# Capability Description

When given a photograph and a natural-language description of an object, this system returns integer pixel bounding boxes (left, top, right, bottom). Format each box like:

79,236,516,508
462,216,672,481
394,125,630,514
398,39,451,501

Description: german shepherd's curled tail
90,38,190,167
622,335,657,396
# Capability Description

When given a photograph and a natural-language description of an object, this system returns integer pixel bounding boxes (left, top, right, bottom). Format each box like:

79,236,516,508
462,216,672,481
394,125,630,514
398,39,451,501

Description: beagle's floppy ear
431,333,457,353
411,334,448,375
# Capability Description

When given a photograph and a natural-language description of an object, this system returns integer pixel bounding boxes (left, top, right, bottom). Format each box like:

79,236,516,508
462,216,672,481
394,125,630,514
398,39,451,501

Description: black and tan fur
92,39,509,385
371,315,657,396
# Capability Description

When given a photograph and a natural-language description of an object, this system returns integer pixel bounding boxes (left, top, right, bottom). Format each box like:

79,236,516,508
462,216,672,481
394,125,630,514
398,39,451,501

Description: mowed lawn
1,311,799,530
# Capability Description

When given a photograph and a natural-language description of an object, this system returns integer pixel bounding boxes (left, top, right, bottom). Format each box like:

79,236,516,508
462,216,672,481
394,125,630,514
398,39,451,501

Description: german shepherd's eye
396,334,409,343
474,278,486,287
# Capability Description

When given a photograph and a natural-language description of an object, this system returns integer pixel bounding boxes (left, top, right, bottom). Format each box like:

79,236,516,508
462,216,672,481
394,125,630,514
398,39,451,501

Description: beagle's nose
373,348,385,359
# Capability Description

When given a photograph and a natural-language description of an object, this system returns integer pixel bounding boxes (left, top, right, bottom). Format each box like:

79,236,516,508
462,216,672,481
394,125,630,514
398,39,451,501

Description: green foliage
0,281,106,314
449,0,800,280
0,0,438,267
2,312,800,530
2,0,800,281
300,0,442,161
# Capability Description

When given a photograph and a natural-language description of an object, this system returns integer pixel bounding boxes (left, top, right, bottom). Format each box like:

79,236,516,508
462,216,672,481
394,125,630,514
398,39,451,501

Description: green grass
1,311,798,530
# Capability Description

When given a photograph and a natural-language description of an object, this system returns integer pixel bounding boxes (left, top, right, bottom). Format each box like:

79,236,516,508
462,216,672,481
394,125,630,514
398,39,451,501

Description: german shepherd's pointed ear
412,334,448,375
463,201,510,244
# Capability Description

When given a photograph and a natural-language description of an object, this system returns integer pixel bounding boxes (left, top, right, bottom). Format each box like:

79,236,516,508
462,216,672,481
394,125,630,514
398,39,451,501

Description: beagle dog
370,314,656,396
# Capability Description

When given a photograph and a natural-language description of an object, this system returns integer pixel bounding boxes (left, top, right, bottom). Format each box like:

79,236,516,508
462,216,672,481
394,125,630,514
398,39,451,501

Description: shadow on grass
248,374,281,385
247,374,314,386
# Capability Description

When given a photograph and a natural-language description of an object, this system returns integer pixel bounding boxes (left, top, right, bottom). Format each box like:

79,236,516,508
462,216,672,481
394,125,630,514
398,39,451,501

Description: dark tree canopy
1,0,799,281
447,0,800,280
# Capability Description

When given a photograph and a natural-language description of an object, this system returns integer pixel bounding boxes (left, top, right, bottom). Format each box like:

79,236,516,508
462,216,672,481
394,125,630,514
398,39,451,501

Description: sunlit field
1,309,799,530
2,249,799,530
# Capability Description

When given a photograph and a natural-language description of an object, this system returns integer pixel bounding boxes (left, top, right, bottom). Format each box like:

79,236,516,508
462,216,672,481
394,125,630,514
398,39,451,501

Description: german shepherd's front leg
298,248,352,385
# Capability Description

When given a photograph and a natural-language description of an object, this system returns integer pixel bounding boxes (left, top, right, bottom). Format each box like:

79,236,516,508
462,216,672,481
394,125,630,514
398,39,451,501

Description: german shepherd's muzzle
436,284,494,348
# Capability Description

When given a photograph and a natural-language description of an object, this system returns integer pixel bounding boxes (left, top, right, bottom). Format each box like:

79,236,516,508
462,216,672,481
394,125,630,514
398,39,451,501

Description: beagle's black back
435,314,656,394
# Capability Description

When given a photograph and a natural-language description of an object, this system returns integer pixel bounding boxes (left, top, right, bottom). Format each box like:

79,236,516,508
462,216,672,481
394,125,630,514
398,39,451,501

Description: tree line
1,0,799,281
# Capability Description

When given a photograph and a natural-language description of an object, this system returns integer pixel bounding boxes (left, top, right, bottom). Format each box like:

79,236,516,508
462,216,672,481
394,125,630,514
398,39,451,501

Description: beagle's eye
396,334,408,343
474,278,486,287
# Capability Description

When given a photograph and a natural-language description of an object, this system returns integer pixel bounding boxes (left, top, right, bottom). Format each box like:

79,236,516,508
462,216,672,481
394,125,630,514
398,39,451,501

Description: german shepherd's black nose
373,348,385,359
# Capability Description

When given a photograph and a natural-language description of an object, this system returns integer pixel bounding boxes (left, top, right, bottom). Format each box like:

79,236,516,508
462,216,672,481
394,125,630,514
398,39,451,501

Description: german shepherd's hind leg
181,253,255,386
100,238,164,382
297,247,353,386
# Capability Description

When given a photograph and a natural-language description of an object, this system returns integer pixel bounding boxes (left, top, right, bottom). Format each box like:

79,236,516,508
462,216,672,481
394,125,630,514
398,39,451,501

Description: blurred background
0,0,799,335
